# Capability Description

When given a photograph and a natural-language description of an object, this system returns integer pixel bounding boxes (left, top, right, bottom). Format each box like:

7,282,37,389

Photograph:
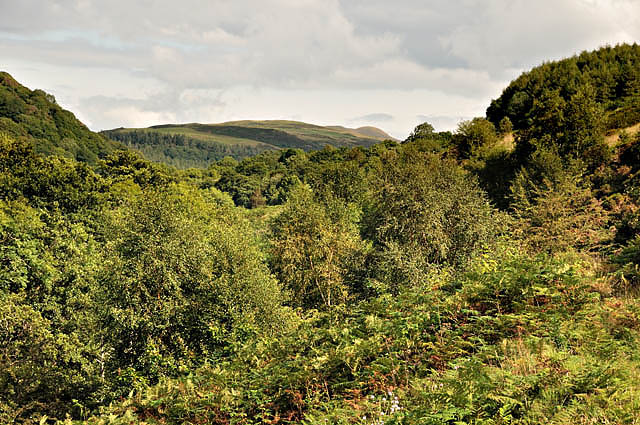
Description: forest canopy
2,43,640,424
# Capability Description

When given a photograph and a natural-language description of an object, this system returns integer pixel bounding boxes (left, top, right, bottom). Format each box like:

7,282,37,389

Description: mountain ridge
0,71,122,164
103,120,395,168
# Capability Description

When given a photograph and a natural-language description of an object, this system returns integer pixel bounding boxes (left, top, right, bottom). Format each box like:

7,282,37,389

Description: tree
498,116,513,135
0,294,71,422
452,118,498,159
405,122,435,142
269,184,368,309
563,84,609,166
98,184,284,386
514,84,610,169
0,199,104,420
510,151,611,253
363,150,497,269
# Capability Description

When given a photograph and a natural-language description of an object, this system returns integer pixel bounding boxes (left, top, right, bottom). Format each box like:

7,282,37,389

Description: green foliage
498,117,513,135
103,121,386,169
4,45,640,425
511,155,611,253
98,150,172,189
515,84,610,169
97,184,284,386
488,43,640,132
269,185,368,308
0,200,104,422
214,168,264,208
102,129,267,168
405,122,435,142
613,235,640,286
0,294,73,423
452,117,499,159
363,149,498,269
76,248,640,425
487,44,640,173
404,122,452,153
618,129,640,170
0,72,121,164
464,146,517,210
0,134,104,214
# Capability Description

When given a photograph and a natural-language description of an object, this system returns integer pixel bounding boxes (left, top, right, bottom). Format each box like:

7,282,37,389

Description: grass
116,127,269,147
108,120,385,159
200,121,383,146
605,122,640,146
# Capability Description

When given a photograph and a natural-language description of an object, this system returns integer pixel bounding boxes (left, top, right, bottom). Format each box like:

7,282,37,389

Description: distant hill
103,120,393,168
487,43,640,132
0,71,122,164
323,125,396,140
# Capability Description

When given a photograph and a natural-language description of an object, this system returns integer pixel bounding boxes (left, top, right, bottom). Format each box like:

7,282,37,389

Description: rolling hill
0,71,122,164
0,70,395,169
102,120,395,168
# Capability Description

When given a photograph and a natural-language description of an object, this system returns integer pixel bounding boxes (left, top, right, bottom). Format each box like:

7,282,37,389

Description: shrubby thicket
2,43,640,424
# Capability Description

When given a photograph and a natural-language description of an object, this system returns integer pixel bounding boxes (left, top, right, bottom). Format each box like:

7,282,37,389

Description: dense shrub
98,184,285,387
363,150,498,268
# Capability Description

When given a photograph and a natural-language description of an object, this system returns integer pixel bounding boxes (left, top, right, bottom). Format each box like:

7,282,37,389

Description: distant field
103,120,394,168
120,126,271,147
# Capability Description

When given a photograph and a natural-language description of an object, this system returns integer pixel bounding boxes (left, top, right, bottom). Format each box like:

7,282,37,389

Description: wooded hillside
2,44,640,425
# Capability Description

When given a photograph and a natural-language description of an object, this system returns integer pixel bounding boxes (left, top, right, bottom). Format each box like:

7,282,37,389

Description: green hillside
102,120,392,168
5,44,640,425
487,43,640,132
0,71,122,164
326,124,395,140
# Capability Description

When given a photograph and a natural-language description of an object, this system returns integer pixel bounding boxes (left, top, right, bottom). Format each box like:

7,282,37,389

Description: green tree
498,116,513,135
515,85,610,169
98,184,284,386
269,184,368,308
0,294,72,423
563,84,609,166
363,150,497,269
405,122,435,142
0,200,104,421
452,118,498,159
511,155,611,253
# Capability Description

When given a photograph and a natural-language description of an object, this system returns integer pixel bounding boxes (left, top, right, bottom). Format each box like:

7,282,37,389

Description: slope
0,71,122,164
486,43,640,132
103,120,393,168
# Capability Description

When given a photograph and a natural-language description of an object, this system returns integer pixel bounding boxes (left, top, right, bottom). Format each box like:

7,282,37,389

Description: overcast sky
1,0,639,138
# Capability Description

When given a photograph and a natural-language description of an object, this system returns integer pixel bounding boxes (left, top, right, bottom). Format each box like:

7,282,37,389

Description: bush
269,184,369,309
511,155,611,253
97,184,285,389
363,150,498,268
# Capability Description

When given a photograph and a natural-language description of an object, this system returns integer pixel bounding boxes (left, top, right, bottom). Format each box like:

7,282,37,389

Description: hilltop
487,43,640,132
0,71,394,169
102,120,395,168
0,71,122,164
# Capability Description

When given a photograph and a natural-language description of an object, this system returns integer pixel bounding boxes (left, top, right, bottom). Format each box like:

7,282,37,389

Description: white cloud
1,0,638,135
438,0,640,76
349,113,394,123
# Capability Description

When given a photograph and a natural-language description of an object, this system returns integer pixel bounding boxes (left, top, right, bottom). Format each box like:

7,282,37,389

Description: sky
1,0,639,139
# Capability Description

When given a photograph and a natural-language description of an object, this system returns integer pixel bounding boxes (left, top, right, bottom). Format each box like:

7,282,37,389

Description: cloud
79,88,226,130
437,0,640,77
1,0,638,133
0,0,404,89
341,0,640,77
416,115,472,132
350,113,394,123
